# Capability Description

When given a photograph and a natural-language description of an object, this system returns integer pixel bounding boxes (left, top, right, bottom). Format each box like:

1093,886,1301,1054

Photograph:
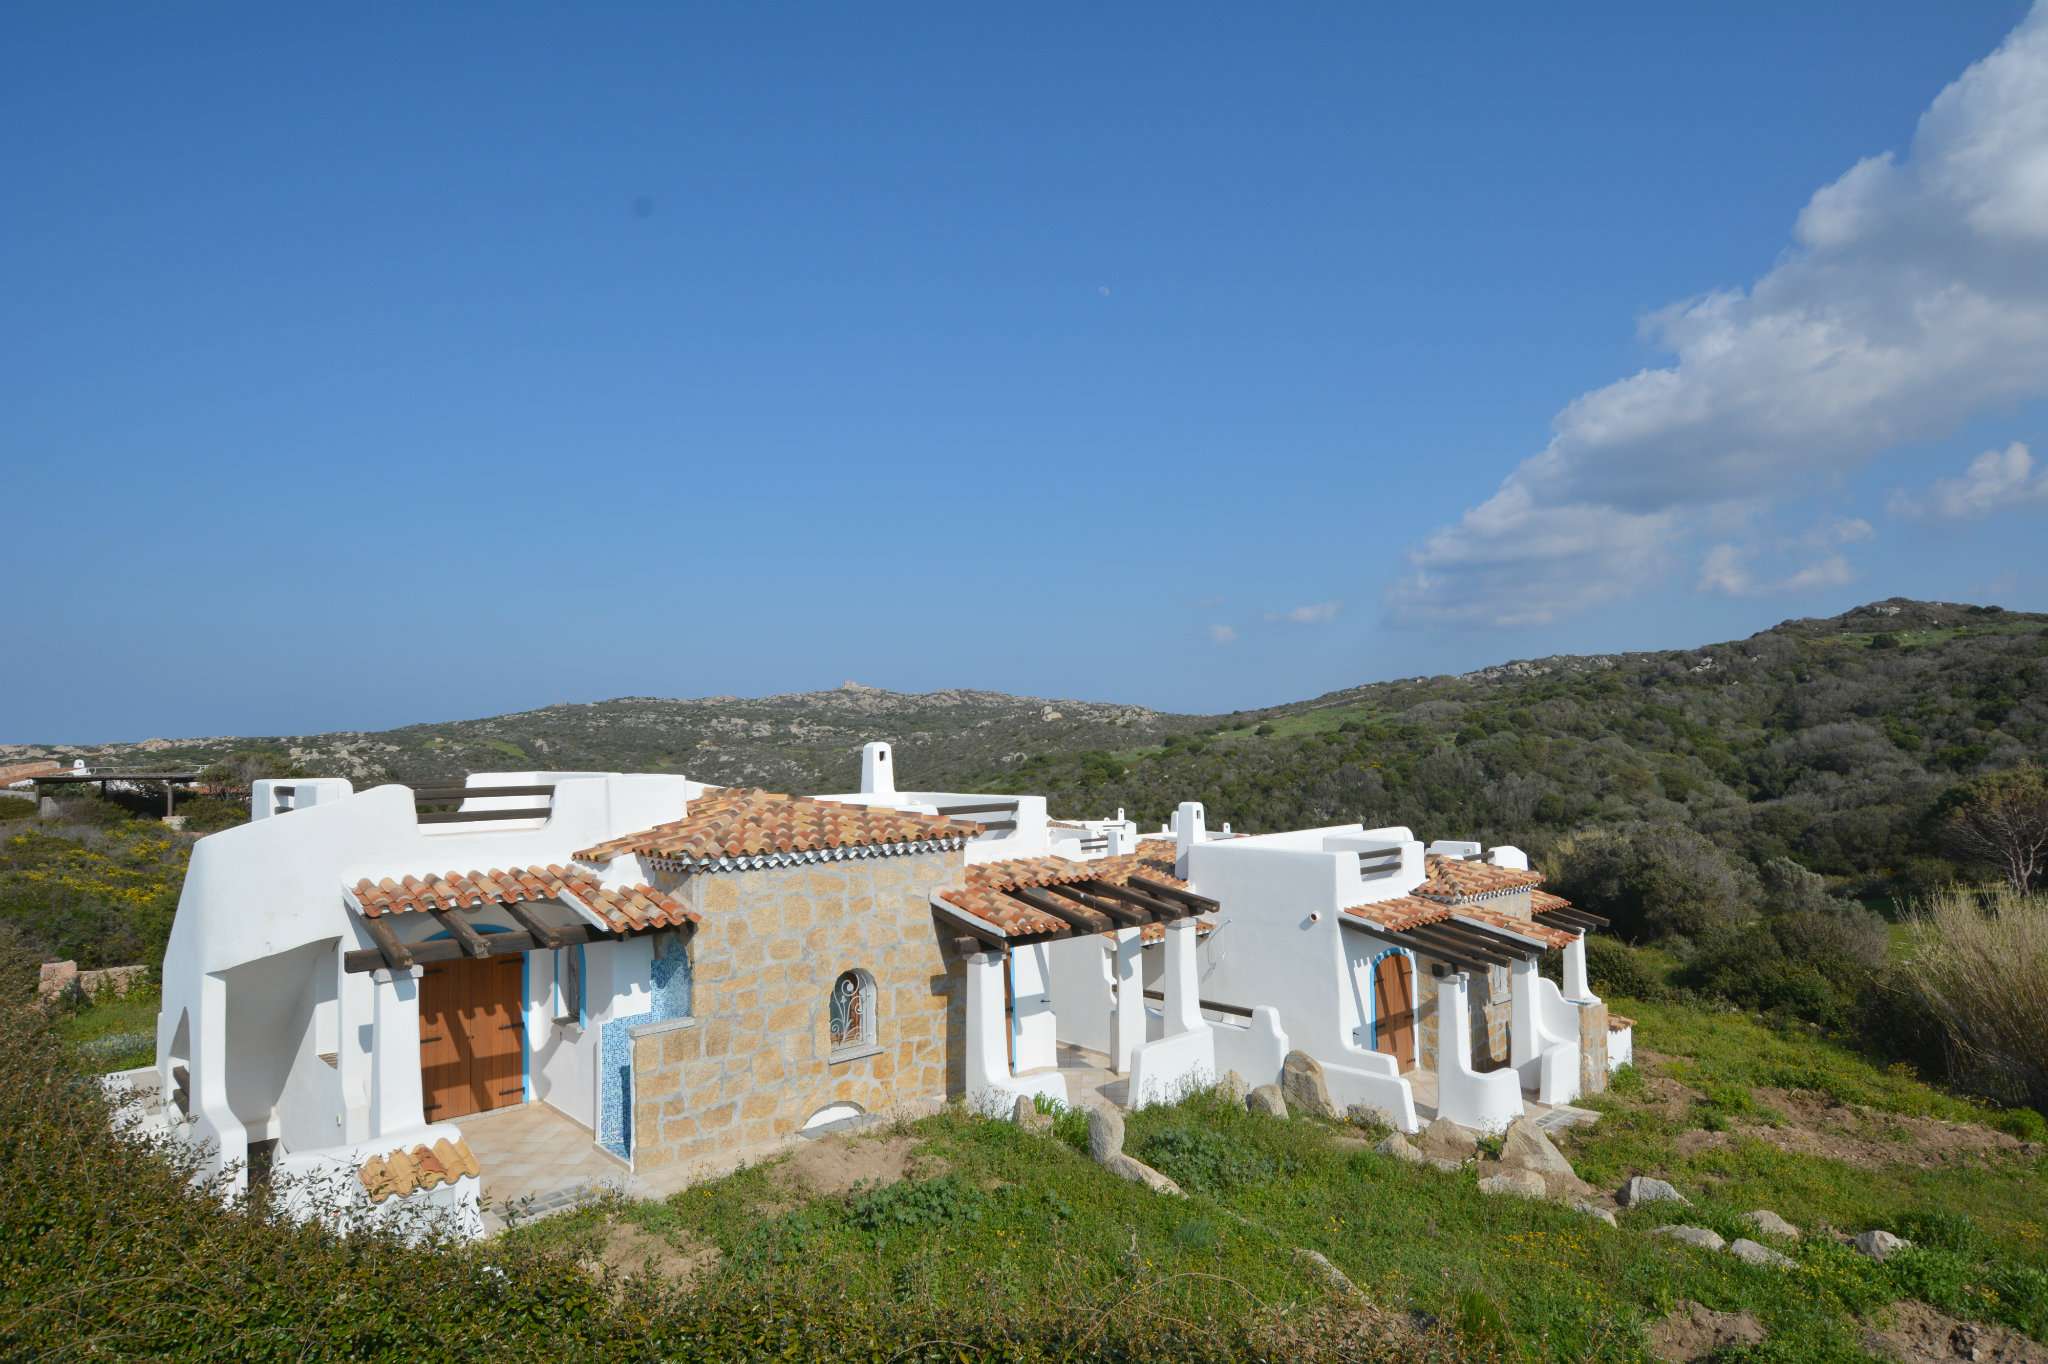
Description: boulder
1085,1105,1182,1195
1571,1199,1620,1227
1498,1116,1592,1199
1375,1133,1425,1165
1246,1085,1289,1119
1652,1225,1727,1252
1012,1095,1052,1133
1086,1106,1125,1163
1478,1169,1547,1199
1346,1102,1395,1129
1291,1247,1356,1295
1740,1210,1801,1241
1417,1116,1480,1165
1852,1229,1912,1262
1728,1238,1795,1269
1618,1175,1689,1208
1217,1070,1249,1104
1101,1152,1184,1196
1280,1050,1338,1120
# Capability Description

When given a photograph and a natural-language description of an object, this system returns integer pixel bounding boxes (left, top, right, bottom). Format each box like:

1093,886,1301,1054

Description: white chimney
1174,800,1206,878
860,741,895,796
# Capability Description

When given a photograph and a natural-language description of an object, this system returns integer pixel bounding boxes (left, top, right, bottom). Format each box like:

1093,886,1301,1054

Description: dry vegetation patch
1863,1300,2048,1363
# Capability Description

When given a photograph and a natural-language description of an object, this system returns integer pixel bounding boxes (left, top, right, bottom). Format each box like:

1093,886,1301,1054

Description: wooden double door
419,954,524,1121
1372,952,1416,1070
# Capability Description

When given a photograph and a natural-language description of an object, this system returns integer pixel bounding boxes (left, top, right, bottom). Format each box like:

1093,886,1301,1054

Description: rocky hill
2,682,1199,793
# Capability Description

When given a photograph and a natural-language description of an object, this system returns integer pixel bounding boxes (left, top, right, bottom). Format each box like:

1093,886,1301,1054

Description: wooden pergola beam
1078,879,1190,920
501,900,567,950
359,913,413,971
1045,883,1151,928
430,908,493,958
1127,875,1219,914
1011,886,1114,935
343,916,616,974
1404,923,1516,967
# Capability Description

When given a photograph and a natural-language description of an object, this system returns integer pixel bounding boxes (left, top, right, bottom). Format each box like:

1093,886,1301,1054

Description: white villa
124,742,1628,1235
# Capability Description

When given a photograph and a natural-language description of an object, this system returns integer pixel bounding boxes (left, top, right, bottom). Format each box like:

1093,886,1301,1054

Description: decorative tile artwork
597,934,692,1160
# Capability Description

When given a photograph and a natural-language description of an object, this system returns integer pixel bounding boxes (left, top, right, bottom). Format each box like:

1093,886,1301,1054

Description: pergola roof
935,839,1217,945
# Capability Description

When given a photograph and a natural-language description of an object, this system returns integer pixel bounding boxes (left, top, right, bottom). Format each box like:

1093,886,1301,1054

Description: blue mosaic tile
597,934,693,1161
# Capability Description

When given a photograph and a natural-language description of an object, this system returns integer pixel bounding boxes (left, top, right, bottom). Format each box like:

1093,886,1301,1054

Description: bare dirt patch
772,1132,941,1198
1862,1300,2048,1363
1646,1300,1767,1362
1631,1053,1704,1119
1672,1128,1730,1159
591,1222,722,1291
1734,1087,2036,1172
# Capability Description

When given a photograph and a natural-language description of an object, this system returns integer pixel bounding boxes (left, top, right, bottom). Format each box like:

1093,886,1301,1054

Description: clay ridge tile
573,787,979,865
1414,853,1544,901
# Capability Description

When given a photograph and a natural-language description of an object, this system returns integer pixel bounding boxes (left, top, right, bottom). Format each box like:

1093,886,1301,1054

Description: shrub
1546,824,1754,942
1130,1121,1287,1196
1896,886,2048,1114
176,795,250,834
1582,936,1668,1001
0,796,33,822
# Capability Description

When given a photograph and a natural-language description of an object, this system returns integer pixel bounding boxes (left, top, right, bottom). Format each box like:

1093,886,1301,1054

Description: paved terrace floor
461,1102,629,1233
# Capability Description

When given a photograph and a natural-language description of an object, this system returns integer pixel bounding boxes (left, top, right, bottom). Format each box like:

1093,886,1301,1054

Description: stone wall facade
1411,961,1512,1072
628,849,967,1181
1576,997,1611,1096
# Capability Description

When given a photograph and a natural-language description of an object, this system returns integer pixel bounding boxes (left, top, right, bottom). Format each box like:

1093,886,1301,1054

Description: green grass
54,981,160,1070
510,996,2048,1361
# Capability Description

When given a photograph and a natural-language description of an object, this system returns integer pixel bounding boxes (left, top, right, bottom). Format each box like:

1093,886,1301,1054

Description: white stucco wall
156,771,694,1188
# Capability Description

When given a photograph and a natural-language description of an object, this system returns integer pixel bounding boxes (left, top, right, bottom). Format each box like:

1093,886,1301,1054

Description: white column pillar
335,949,370,1142
1160,919,1202,1035
1109,928,1144,1072
192,969,249,1192
1436,971,1473,1087
1509,955,1539,1077
963,951,1010,1096
369,965,425,1139
1562,933,1598,1004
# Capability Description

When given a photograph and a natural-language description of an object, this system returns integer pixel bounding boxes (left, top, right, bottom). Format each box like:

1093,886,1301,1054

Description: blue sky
6,3,2047,742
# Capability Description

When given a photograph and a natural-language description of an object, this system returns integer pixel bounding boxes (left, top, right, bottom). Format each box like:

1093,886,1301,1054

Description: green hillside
984,599,2048,901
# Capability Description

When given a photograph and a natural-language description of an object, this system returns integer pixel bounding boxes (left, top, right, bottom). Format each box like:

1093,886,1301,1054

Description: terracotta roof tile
1529,890,1574,915
575,788,977,866
1455,904,1578,951
1608,1014,1634,1031
967,856,1100,892
1414,853,1544,901
359,1136,480,1203
937,839,1194,938
1343,895,1458,931
348,865,697,934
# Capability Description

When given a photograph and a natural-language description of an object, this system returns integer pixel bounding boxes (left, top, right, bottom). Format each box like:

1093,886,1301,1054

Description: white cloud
1698,544,1855,598
1390,3,2048,626
1889,441,2048,520
1208,623,1238,645
1265,601,1343,625
1828,517,1876,544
